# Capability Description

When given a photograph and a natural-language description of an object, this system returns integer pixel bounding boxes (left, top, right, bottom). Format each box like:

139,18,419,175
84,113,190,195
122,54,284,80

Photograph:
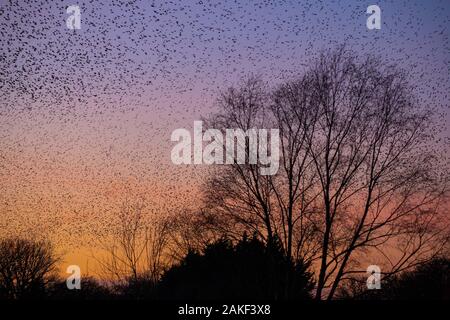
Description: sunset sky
0,0,448,275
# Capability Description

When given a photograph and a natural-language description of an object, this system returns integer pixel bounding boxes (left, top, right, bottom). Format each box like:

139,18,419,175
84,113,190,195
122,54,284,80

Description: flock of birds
0,0,448,257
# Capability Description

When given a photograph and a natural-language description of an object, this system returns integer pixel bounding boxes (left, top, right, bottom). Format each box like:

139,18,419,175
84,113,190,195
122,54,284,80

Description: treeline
0,236,314,300
1,237,449,300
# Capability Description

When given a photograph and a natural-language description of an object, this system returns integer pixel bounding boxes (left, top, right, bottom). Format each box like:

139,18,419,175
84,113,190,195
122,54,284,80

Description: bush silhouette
47,277,113,300
117,275,158,300
383,258,450,300
338,258,450,300
157,235,314,300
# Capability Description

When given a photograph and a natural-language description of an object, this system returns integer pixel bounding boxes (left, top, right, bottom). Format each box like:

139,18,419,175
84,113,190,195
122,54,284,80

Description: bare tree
306,47,448,299
201,77,322,267
0,238,59,299
167,209,222,261
199,47,449,300
96,199,172,285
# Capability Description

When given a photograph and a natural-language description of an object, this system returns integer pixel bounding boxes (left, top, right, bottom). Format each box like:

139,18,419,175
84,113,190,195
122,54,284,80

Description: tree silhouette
0,238,59,299
157,235,314,300
95,198,172,290
200,46,449,299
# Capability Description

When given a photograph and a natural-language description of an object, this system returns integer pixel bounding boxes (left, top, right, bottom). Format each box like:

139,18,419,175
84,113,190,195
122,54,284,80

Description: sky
0,0,449,274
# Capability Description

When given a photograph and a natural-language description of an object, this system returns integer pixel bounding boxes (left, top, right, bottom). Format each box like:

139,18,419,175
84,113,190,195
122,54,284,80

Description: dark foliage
116,275,158,300
157,235,315,300
338,258,450,300
47,277,114,300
